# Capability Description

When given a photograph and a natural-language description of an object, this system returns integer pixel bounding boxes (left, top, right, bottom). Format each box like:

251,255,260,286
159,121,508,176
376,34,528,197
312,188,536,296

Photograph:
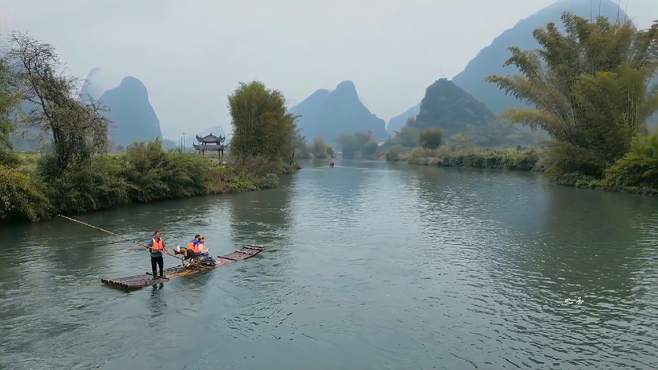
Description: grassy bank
1,141,297,223
386,143,658,196
388,146,542,171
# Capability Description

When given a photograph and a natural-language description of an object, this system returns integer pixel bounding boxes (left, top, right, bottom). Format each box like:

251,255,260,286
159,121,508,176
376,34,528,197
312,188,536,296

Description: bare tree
8,33,108,171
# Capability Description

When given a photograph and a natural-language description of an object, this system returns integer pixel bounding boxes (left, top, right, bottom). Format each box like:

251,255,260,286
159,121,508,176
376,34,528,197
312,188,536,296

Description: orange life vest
151,238,164,252
186,241,199,254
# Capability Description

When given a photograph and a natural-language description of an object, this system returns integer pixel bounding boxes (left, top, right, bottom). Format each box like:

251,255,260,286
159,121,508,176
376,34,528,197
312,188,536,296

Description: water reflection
406,165,658,367
228,180,294,247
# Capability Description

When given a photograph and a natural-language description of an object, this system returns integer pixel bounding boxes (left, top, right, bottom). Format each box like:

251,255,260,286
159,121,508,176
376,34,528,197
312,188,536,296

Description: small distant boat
101,245,264,291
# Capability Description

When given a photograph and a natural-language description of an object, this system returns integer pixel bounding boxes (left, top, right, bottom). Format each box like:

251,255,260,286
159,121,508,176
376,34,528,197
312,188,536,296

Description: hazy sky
0,0,655,138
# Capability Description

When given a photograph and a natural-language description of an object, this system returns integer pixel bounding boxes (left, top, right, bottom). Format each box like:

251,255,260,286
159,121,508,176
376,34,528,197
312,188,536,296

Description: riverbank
398,146,542,171
1,142,298,223
386,146,658,196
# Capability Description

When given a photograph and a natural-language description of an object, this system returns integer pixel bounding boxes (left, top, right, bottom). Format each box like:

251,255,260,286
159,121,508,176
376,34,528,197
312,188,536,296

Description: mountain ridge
290,80,387,142
453,0,629,114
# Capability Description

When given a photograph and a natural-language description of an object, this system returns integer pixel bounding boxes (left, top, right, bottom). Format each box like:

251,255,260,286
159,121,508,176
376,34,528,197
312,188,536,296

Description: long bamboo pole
58,214,121,237
57,214,184,263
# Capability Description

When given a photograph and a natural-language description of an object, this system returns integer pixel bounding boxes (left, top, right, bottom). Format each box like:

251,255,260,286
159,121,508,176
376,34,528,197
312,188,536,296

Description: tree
309,137,332,159
362,141,378,159
292,131,310,159
0,58,21,166
488,14,658,178
228,81,296,162
604,133,658,189
337,132,376,159
386,118,420,148
337,134,357,159
9,33,108,171
419,128,443,149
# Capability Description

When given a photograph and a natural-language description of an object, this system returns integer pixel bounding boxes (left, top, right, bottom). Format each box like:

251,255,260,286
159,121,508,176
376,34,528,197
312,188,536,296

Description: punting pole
57,214,184,263
58,214,121,236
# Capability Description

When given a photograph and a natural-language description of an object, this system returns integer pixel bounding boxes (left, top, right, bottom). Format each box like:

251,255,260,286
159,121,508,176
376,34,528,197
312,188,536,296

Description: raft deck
101,245,263,291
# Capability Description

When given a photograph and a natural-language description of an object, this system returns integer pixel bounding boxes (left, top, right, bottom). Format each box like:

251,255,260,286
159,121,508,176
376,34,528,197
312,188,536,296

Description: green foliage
407,146,540,171
388,120,420,148
0,58,20,166
337,132,377,159
362,141,378,160
385,145,403,161
228,81,296,163
122,140,209,202
419,128,444,149
293,132,310,159
0,151,19,167
308,137,333,159
0,165,50,222
605,134,658,190
38,154,129,215
488,14,658,178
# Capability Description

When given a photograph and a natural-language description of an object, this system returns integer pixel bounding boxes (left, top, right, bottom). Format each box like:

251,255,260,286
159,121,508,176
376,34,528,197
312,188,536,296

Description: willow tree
488,14,658,178
228,81,296,163
9,33,108,172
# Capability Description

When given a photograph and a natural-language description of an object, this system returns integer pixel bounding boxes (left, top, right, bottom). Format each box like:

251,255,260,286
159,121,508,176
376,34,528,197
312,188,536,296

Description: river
1,160,657,369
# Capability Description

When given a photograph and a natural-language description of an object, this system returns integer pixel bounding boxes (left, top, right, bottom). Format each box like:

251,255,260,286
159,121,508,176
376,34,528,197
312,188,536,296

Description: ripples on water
1,160,657,369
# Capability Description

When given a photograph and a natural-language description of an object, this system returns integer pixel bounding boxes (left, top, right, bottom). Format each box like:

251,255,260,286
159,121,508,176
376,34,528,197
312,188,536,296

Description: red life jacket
151,238,164,252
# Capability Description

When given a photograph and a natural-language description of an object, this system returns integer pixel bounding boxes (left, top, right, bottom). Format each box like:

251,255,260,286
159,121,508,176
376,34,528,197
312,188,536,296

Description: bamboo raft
101,245,264,291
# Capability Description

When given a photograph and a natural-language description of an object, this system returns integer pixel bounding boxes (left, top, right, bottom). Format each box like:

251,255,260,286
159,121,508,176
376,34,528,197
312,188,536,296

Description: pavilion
193,133,226,158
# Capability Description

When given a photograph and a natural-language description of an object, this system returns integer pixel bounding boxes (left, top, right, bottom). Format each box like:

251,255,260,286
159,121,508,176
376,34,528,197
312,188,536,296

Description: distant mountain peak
117,76,148,95
290,81,386,142
331,80,359,101
79,67,105,102
100,76,162,147
335,80,356,91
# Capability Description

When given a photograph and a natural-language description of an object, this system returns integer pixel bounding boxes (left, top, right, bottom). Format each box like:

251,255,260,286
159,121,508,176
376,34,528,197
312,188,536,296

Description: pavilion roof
196,133,224,143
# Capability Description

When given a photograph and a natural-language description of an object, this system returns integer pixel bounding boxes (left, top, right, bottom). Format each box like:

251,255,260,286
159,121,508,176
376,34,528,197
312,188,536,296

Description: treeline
294,136,335,160
385,14,658,194
0,36,299,223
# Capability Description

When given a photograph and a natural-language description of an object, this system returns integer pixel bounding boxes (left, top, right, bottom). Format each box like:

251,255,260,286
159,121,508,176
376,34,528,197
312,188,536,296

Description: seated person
196,236,216,266
197,236,209,255
175,234,201,259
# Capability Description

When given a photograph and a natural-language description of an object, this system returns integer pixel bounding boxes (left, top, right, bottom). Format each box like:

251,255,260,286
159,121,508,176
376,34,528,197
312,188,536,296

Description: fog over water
0,0,655,137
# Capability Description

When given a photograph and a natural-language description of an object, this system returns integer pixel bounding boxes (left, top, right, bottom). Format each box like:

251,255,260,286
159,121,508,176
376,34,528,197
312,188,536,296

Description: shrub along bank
1,141,294,223
389,146,542,171
387,139,658,196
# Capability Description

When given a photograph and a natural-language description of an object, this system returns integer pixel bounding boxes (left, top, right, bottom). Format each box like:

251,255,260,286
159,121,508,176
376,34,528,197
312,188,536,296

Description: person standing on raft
148,231,166,279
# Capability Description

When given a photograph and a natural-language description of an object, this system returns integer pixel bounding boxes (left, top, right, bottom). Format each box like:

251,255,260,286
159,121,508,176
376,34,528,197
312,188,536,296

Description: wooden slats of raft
101,245,263,291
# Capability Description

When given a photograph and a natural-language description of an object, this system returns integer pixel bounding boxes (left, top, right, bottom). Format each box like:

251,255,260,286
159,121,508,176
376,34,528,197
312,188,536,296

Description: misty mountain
290,81,387,142
387,104,420,135
100,76,163,147
453,0,628,114
79,68,105,103
407,79,542,146
411,79,494,137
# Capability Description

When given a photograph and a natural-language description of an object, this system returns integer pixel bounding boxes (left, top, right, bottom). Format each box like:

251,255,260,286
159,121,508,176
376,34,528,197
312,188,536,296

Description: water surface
1,161,657,369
